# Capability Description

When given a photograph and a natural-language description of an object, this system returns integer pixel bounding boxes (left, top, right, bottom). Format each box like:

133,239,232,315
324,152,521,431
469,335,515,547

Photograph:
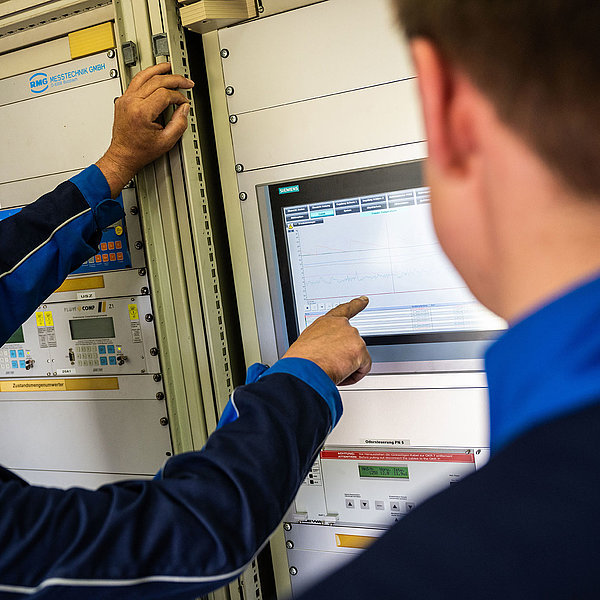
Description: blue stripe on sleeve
258,357,342,427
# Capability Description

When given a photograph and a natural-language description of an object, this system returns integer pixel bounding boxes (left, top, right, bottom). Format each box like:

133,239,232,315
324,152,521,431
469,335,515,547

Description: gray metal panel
231,79,424,171
0,170,79,209
219,0,413,114
0,398,171,474
0,73,119,185
13,469,152,489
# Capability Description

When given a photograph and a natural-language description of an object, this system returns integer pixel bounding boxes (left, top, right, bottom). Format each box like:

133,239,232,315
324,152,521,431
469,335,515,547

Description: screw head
220,48,230,58
286,540,294,549
145,313,154,322
235,164,244,173
289,567,298,576
138,267,146,276
107,49,116,59
130,205,139,215
140,287,149,295
159,417,169,426
156,391,165,400
135,241,143,250
239,192,248,201
153,373,162,382
258,5,265,12
150,347,159,356
283,522,292,532
225,86,235,96
110,69,119,78
229,114,238,124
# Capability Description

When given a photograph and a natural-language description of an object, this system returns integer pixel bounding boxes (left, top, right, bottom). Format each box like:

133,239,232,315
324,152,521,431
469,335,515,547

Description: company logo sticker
29,72,49,94
279,185,300,195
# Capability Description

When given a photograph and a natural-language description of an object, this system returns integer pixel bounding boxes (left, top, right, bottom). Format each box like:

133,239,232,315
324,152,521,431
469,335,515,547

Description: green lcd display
358,465,409,479
6,327,24,344
69,317,115,340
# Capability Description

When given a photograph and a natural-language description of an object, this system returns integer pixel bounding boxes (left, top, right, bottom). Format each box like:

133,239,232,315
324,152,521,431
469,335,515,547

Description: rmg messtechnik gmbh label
0,52,118,107
29,62,107,94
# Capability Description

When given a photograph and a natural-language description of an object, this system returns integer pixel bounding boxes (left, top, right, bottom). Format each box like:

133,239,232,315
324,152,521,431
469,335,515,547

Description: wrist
95,149,136,199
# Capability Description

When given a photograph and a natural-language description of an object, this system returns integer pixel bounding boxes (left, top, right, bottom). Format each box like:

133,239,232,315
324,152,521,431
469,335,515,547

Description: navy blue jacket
0,167,341,598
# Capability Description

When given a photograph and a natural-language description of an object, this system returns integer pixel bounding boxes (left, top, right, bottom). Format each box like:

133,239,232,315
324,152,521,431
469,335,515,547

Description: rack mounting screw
109,69,119,78
138,268,146,276
140,287,149,295
229,114,238,124
134,241,143,250
153,374,162,382
130,205,139,215
220,48,230,58
107,49,116,59
160,417,169,426
150,347,159,356
156,392,165,400
225,86,235,96
239,192,248,201
289,567,298,576
235,164,244,173
283,522,292,532
145,313,154,322
286,541,294,549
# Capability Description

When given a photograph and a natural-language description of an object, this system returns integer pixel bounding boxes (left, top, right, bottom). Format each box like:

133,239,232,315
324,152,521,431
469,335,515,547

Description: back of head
394,0,600,197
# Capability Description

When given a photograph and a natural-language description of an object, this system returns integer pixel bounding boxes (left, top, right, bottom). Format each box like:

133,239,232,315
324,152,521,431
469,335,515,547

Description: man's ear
410,38,474,176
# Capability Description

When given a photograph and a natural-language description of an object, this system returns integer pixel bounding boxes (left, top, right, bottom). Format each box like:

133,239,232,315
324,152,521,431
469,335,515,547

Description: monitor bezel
267,160,502,348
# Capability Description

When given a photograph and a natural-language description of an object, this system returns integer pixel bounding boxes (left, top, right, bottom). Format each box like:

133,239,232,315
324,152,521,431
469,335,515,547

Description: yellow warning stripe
55,275,105,293
335,534,378,549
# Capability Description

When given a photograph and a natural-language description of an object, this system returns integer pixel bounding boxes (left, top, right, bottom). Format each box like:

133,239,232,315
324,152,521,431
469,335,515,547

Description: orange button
116,252,123,261
102,254,109,262
109,253,116,261
95,256,102,263
115,241,122,249
108,242,115,250
100,243,107,251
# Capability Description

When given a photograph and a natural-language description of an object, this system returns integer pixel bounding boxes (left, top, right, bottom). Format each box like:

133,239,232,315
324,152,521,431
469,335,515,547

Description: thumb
161,102,189,148
327,296,369,319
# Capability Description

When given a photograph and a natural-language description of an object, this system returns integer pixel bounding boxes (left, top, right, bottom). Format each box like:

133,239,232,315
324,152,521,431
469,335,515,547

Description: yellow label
1,380,67,392
115,225,124,236
68,22,115,60
335,534,378,550
55,275,105,293
35,312,45,327
128,304,139,321
44,311,54,327
0,378,119,393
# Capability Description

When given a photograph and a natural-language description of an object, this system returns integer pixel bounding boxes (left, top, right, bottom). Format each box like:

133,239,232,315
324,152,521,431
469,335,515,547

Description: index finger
127,63,172,94
326,296,369,319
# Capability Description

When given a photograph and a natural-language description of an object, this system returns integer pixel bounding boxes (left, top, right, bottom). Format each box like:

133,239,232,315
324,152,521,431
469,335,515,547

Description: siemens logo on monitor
278,185,300,195
29,72,49,94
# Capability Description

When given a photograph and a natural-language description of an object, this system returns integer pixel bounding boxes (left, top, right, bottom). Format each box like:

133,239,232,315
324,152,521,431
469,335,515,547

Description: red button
102,254,109,262
100,243,107,251
115,241,122,249
109,253,116,261
116,252,124,261
108,242,115,250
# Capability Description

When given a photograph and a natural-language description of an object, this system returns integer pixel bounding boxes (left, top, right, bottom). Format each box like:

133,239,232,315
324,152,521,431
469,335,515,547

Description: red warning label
320,450,475,463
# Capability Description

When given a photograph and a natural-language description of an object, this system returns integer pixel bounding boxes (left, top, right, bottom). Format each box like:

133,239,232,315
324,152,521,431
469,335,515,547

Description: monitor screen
268,161,506,347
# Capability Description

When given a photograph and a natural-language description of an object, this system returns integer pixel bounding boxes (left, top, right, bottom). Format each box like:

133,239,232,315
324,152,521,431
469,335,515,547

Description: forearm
0,372,334,599
0,166,123,346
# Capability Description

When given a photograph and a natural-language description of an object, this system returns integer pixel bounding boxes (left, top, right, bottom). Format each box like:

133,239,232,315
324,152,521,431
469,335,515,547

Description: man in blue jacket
0,63,372,598
300,1,600,598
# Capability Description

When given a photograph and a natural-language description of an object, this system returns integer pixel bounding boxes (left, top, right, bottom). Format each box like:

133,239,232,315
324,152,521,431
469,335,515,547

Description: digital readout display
69,317,115,340
358,465,409,479
6,327,24,344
